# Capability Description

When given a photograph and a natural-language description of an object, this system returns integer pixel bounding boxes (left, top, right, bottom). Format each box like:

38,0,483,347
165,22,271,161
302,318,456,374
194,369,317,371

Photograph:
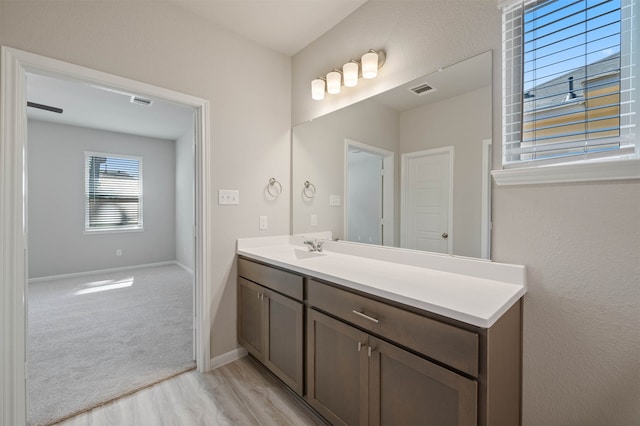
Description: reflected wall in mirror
292,51,492,259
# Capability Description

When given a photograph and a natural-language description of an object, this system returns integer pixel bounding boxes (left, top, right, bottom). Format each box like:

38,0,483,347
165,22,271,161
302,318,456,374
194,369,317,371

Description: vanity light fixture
310,49,386,100
311,77,326,101
362,50,382,79
326,69,342,94
343,60,359,87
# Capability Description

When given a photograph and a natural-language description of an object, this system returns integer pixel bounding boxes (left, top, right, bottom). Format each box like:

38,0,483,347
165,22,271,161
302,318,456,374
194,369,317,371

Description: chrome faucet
303,239,324,252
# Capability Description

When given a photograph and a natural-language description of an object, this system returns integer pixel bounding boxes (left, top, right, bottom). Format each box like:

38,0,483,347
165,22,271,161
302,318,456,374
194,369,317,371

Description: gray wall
175,129,195,272
27,120,176,278
292,99,399,239
0,1,291,358
399,85,491,259
292,1,640,425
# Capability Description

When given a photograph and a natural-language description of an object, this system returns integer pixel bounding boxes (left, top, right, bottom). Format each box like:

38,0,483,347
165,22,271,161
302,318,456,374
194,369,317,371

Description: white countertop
237,236,526,328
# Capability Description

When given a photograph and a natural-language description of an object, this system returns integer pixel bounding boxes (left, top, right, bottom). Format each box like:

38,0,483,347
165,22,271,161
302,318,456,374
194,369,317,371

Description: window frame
494,0,640,185
84,151,144,234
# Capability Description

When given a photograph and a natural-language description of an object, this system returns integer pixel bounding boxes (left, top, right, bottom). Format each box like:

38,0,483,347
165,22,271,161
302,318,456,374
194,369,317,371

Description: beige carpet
27,264,195,426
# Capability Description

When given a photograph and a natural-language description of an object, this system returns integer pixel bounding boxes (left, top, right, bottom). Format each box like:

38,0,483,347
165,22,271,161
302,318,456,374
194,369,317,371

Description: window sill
492,158,640,186
83,227,144,235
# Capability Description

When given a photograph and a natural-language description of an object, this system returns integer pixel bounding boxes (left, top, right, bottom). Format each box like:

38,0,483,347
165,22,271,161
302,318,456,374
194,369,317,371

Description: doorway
0,47,212,424
401,146,454,254
344,139,395,246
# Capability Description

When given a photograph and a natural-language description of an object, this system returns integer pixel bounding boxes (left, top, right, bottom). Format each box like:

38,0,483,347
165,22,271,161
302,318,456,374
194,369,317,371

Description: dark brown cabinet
369,337,477,426
306,308,369,426
237,259,304,395
307,308,477,426
237,256,522,426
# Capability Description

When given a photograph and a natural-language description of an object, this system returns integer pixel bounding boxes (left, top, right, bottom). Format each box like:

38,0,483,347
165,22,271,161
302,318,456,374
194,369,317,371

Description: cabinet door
369,337,477,426
237,277,265,360
263,289,304,396
307,309,369,426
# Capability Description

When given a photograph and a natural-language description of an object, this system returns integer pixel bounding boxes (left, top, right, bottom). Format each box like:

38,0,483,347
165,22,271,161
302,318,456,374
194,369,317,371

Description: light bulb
361,51,379,79
326,70,342,94
311,78,325,100
343,61,359,87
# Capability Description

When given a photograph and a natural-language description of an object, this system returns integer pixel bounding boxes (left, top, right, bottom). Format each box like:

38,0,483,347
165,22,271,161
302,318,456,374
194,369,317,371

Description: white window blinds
85,152,143,231
502,0,638,167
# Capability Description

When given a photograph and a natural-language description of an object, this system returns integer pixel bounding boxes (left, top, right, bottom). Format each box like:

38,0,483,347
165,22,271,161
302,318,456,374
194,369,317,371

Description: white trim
400,146,454,254
481,140,492,259
175,261,194,276
492,158,640,185
1,45,28,426
0,46,212,425
27,260,178,283
210,347,248,370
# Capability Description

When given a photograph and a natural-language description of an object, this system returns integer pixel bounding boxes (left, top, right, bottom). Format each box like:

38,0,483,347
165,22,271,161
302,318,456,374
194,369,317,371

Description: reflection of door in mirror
345,140,394,246
401,147,453,254
347,149,382,245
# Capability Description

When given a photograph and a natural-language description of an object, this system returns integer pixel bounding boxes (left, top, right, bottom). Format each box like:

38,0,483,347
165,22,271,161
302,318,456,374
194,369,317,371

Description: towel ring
303,180,316,199
267,177,282,197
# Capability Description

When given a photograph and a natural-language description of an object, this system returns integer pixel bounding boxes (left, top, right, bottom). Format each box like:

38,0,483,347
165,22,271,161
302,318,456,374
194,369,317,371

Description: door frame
344,139,395,246
400,146,454,254
1,46,212,425
481,139,492,259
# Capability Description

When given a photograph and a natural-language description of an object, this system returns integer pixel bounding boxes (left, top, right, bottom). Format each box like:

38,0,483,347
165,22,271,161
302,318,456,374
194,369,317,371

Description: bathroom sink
294,248,327,260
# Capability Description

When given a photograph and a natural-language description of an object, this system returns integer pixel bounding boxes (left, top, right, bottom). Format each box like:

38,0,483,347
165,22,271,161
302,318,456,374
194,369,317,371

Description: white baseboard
210,347,248,370
28,260,179,283
175,261,194,275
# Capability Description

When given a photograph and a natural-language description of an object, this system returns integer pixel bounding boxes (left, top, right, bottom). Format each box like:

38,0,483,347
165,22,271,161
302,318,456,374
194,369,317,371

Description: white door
401,147,453,254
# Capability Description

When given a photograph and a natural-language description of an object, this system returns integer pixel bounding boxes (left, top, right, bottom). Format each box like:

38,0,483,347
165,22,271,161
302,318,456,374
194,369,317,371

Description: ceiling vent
130,95,153,107
409,83,437,96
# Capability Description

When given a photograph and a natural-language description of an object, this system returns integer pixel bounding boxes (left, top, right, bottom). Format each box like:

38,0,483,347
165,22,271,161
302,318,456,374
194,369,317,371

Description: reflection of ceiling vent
409,83,437,96
130,95,153,106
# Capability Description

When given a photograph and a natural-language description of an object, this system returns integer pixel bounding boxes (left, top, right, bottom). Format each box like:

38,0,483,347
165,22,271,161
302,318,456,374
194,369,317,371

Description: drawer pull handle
352,310,379,324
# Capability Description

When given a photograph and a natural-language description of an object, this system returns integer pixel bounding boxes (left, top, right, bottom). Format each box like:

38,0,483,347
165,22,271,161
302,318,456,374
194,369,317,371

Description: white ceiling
27,73,195,140
171,0,368,56
373,51,492,112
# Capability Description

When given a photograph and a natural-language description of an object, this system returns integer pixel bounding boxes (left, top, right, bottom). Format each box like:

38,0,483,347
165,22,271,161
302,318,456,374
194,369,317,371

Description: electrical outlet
311,214,318,227
218,189,240,205
259,215,268,230
329,195,341,207
116,249,122,256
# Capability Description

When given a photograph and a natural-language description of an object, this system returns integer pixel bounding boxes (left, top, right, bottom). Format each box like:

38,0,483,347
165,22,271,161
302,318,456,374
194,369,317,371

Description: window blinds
85,153,142,230
502,0,637,167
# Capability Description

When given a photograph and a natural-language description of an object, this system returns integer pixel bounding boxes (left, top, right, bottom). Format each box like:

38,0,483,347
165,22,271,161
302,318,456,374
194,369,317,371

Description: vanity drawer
307,279,479,377
238,258,303,301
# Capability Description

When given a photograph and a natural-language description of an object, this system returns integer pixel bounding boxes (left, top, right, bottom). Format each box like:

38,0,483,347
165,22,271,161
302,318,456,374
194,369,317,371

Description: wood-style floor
57,356,325,426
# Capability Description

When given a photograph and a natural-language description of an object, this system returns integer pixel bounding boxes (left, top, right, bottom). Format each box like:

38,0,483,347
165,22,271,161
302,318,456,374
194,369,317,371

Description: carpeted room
26,75,197,425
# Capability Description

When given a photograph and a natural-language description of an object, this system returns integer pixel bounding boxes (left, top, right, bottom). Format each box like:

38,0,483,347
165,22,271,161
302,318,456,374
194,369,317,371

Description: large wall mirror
292,51,492,259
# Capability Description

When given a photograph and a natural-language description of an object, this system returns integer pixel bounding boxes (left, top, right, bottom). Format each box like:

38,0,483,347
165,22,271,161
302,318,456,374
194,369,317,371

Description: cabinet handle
368,346,377,357
357,341,364,352
352,309,379,324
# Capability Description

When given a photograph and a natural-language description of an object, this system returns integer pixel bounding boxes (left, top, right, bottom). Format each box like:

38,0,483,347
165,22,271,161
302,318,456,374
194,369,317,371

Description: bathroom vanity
237,236,526,426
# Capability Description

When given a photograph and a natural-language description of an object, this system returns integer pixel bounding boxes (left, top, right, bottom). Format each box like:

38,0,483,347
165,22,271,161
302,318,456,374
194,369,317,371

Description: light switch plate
259,216,268,230
329,195,341,207
311,214,318,227
218,189,239,205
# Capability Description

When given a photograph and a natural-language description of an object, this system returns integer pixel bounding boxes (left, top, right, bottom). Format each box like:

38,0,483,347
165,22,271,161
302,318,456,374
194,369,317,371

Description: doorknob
441,232,448,239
